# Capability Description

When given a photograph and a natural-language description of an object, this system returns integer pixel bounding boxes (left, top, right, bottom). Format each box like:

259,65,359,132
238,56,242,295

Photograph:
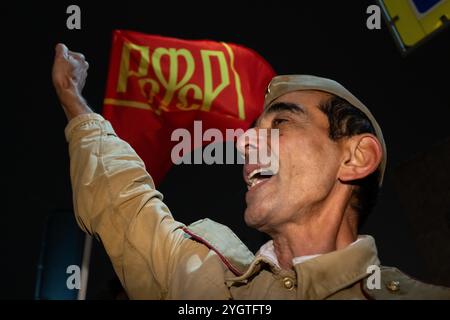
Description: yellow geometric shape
382,0,450,47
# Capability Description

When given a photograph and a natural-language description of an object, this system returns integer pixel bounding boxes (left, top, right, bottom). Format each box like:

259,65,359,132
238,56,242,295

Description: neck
268,184,358,270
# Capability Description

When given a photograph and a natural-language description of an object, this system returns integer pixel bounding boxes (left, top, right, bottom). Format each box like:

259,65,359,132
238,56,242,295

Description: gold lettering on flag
108,41,245,119
117,43,149,93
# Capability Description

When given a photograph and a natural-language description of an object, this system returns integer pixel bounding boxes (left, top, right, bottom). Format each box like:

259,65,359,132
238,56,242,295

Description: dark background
2,0,450,299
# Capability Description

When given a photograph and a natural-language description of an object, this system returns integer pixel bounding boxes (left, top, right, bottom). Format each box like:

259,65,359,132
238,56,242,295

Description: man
52,43,450,299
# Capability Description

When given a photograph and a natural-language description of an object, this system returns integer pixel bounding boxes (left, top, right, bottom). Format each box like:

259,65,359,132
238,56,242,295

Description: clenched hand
52,43,92,120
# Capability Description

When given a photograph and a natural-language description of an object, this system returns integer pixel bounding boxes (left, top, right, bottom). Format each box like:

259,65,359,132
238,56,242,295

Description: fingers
55,43,68,59
55,43,88,65
68,50,89,70
69,51,85,61
53,42,89,94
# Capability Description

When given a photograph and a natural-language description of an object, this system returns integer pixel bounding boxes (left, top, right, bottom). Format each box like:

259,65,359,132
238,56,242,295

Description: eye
272,118,288,127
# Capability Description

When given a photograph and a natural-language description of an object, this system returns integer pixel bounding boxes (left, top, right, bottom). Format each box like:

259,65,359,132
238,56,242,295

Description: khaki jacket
65,113,450,300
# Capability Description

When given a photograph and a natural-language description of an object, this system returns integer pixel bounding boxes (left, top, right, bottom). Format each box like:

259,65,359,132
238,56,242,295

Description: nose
236,127,262,163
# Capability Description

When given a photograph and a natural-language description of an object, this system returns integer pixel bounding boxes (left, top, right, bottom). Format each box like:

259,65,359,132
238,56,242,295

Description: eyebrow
265,102,306,115
253,102,306,127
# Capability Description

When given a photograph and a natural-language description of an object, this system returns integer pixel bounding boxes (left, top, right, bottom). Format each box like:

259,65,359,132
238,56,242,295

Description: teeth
248,168,262,180
248,179,265,190
247,168,275,189
260,169,274,176
252,179,263,187
248,168,274,180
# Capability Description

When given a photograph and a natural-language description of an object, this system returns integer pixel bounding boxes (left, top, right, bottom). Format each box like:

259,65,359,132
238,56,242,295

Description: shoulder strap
183,218,255,276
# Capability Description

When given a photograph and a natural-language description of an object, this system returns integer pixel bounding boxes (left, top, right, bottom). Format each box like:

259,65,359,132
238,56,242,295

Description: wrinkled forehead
254,90,332,126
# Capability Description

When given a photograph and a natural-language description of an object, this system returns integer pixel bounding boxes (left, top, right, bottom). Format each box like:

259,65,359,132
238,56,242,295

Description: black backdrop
2,0,450,299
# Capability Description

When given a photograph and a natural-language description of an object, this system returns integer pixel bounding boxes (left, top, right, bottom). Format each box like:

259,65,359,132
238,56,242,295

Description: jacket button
386,280,400,292
283,277,295,290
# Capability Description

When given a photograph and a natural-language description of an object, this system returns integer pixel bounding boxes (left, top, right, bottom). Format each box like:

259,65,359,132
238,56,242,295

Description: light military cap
264,74,387,187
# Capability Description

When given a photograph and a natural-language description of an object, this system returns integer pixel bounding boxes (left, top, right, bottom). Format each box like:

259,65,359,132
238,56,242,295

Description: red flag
103,30,276,185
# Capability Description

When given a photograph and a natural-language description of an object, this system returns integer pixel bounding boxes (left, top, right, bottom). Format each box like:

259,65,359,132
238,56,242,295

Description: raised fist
52,43,91,118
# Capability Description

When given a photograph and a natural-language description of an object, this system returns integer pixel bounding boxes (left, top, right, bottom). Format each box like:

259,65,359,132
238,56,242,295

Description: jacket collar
225,235,380,298
294,235,380,299
184,218,380,297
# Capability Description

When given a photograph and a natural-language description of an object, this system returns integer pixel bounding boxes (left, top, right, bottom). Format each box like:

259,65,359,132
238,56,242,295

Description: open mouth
246,167,276,190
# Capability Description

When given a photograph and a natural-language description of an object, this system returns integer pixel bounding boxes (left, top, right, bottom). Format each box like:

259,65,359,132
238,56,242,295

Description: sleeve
65,113,187,299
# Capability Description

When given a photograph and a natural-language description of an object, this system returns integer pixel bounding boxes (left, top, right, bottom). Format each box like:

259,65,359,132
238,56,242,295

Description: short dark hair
319,96,380,228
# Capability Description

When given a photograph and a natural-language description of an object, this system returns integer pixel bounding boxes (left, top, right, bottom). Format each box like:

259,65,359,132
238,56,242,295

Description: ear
338,134,383,183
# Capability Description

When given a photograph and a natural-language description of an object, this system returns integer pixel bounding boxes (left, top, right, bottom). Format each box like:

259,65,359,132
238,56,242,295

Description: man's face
242,90,344,233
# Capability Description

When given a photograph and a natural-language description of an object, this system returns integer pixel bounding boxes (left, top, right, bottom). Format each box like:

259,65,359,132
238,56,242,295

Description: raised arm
52,44,189,299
